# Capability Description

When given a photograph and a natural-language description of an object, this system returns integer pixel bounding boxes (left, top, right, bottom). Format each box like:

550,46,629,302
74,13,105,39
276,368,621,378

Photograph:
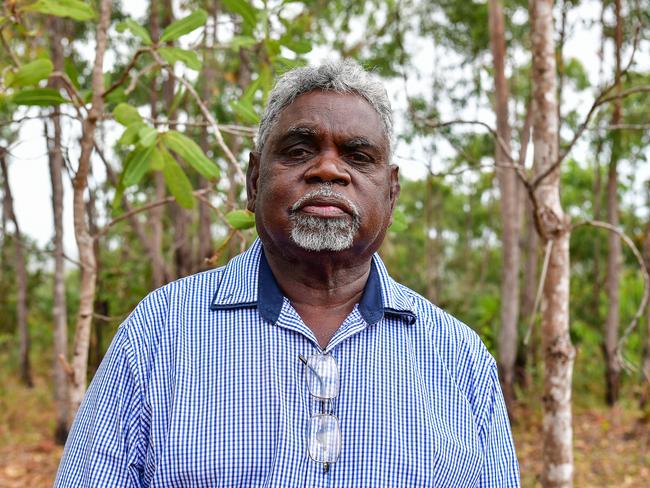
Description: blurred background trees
1,0,650,486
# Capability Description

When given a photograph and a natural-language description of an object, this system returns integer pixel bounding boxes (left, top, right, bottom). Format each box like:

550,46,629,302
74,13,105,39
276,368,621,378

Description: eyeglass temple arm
298,354,327,389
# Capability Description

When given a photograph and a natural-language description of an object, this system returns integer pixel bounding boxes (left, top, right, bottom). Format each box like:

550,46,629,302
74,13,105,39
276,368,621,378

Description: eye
346,151,373,164
282,145,313,161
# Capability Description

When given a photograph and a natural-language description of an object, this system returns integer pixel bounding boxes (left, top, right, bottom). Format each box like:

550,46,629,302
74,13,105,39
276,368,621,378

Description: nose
303,150,351,186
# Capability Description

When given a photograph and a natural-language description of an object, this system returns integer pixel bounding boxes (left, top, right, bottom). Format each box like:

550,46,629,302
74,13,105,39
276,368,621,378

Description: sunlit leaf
116,18,152,45
161,149,195,209
113,103,142,126
149,146,164,170
282,39,312,54
222,0,258,28
13,88,67,106
230,35,257,50
158,47,202,71
225,209,255,230
161,130,220,180
24,0,96,21
160,9,207,42
138,125,158,148
8,59,53,87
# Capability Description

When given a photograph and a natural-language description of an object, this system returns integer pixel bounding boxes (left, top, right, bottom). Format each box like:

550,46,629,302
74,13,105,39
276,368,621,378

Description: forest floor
1,373,650,487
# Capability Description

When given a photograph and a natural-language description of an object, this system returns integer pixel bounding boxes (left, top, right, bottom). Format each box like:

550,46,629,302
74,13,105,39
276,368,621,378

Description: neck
263,245,372,347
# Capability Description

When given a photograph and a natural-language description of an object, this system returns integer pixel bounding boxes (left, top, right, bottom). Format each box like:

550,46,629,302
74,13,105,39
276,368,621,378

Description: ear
246,151,260,212
387,164,400,224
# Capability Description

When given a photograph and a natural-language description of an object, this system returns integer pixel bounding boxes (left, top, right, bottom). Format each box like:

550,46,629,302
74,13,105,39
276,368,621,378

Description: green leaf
225,209,255,230
222,0,258,28
24,0,96,21
138,125,158,148
168,86,185,118
230,35,257,50
8,59,53,87
64,57,80,89
113,103,142,126
116,18,153,45
160,9,208,42
118,122,146,145
123,144,154,187
161,149,195,209
389,208,408,233
149,146,164,170
162,130,220,180
13,88,67,106
231,99,259,125
158,46,201,71
282,39,312,54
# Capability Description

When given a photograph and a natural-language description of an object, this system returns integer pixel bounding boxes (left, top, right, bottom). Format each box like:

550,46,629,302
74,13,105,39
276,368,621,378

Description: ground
1,374,649,487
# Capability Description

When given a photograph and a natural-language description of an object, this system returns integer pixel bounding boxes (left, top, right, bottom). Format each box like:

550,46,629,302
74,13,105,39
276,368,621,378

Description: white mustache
290,185,361,218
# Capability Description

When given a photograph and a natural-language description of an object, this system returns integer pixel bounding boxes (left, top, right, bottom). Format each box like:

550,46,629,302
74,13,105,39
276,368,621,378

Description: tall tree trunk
530,0,575,486
0,153,32,388
488,0,521,416
149,0,168,288
591,141,604,321
603,0,623,406
47,15,69,444
68,0,112,422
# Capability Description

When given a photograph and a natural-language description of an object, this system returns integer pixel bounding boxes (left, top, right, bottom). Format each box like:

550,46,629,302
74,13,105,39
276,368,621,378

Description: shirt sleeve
55,325,144,487
478,363,521,487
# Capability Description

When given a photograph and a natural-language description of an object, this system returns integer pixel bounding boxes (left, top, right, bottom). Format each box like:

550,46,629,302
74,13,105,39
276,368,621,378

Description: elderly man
56,60,519,487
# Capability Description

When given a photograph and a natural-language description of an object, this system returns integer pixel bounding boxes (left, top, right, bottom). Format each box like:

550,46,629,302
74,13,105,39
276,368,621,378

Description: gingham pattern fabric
56,239,520,487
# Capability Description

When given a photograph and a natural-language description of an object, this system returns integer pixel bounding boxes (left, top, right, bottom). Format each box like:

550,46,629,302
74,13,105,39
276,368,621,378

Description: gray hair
255,59,393,155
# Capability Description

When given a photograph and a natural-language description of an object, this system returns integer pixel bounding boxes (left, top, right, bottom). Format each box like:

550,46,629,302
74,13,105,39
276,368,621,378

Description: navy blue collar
210,240,416,325
256,250,415,326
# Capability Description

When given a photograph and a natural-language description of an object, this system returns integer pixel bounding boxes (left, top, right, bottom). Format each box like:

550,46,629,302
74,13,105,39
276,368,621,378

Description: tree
530,0,574,486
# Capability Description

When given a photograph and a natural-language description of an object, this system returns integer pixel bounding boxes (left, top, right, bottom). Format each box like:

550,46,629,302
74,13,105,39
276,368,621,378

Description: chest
143,312,484,487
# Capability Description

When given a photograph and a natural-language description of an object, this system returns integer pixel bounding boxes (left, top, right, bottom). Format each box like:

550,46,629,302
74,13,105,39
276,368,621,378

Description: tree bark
488,0,521,416
68,0,112,422
603,0,623,406
0,152,32,388
530,0,575,486
46,14,69,444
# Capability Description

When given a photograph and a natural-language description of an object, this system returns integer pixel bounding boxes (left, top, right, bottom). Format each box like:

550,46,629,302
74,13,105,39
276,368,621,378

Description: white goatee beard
289,186,361,252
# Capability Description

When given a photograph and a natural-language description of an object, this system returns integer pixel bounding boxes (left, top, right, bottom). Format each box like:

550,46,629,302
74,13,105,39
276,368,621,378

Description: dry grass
1,373,649,487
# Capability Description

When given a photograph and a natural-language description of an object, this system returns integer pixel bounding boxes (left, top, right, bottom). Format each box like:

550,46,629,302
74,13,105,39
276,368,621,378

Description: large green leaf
222,0,258,29
13,88,67,106
282,39,312,55
7,59,53,87
24,0,96,21
159,10,208,42
161,150,195,209
161,130,220,180
158,47,201,71
225,209,255,230
123,144,154,187
113,103,143,126
116,18,152,45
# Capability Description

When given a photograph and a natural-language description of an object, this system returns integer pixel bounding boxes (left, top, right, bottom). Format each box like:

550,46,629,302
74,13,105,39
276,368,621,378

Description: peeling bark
68,0,113,422
530,0,575,486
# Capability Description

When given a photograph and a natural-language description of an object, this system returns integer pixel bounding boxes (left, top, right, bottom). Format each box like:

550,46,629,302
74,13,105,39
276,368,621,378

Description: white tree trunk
530,0,575,486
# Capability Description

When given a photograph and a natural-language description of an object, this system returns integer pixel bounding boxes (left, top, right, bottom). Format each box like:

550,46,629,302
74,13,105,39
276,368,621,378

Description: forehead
266,91,388,151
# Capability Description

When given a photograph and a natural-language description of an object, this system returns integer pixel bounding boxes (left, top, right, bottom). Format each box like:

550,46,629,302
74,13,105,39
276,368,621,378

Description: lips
295,196,352,218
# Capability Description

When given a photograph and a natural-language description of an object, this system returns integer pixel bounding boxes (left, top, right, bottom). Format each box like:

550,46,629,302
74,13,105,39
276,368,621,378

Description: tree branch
523,239,554,346
102,48,148,98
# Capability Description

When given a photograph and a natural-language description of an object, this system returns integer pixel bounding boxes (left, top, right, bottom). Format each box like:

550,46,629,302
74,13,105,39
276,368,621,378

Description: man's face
247,90,400,261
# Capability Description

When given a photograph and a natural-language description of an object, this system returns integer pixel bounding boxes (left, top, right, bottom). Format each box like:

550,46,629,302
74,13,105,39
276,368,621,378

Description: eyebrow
286,126,318,137
342,137,375,149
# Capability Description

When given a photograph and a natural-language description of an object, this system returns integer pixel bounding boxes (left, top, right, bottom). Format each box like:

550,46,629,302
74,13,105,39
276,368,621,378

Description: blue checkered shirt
56,239,520,487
